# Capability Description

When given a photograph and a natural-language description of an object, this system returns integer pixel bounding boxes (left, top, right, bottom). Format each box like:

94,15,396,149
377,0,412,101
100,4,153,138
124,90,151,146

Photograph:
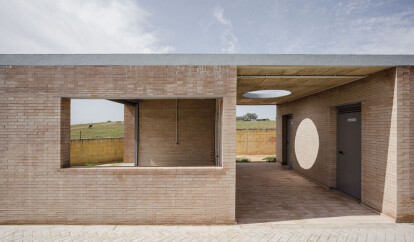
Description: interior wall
138,99,216,167
276,67,401,218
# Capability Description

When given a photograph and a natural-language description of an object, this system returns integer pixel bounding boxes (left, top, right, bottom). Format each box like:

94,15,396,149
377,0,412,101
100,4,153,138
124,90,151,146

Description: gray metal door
337,105,361,200
286,116,293,168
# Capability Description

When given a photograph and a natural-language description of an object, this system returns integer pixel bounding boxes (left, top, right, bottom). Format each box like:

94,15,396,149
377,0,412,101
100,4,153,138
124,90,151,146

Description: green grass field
236,120,276,129
71,121,124,140
70,120,276,139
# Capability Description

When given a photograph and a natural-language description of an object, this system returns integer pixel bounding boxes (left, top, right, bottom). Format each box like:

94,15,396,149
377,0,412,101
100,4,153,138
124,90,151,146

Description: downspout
176,99,179,145
134,103,139,166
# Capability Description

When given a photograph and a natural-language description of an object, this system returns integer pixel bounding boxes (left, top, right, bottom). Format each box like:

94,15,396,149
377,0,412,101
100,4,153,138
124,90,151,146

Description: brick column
123,104,135,164
395,66,414,222
60,98,70,168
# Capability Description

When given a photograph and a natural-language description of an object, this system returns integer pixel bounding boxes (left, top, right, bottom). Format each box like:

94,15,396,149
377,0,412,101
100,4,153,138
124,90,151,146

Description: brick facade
276,67,414,221
1,62,412,224
0,65,237,224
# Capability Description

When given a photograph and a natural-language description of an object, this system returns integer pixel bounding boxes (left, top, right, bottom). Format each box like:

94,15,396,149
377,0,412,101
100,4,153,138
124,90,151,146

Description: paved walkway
1,224,413,241
236,163,394,224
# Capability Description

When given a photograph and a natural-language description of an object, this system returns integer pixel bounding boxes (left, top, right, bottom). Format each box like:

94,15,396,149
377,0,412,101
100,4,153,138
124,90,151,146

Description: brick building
0,54,413,224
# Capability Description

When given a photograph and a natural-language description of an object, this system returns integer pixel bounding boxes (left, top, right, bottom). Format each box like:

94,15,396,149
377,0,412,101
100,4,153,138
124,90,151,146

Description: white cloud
214,7,232,27
213,6,238,53
328,10,414,54
0,0,173,53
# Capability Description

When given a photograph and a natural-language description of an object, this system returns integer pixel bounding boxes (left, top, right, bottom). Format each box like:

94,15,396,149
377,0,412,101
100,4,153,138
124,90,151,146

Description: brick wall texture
1,63,412,224
137,99,216,167
123,104,135,164
276,67,414,221
0,65,237,224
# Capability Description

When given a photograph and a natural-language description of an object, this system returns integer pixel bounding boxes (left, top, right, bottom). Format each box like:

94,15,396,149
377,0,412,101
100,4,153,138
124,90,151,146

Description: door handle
339,151,344,154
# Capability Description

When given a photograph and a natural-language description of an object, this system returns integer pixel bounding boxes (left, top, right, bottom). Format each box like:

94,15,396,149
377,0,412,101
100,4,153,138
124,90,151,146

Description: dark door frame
336,103,362,200
282,114,293,166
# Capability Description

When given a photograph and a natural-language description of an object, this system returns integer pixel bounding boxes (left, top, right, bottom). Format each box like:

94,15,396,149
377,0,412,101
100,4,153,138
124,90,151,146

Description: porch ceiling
237,65,391,105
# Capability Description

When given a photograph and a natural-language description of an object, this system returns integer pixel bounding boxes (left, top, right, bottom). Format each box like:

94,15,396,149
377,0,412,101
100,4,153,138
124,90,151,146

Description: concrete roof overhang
1,54,413,105
236,65,391,105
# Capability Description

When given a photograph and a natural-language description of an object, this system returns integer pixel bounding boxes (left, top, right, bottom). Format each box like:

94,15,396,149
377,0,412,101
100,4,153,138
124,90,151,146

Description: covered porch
236,162,394,224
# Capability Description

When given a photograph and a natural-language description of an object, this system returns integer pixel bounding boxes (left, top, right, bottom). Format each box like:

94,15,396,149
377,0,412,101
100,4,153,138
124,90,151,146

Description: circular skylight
243,90,291,99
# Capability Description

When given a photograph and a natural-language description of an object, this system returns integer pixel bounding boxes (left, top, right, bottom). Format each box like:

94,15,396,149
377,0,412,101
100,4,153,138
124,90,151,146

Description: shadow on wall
292,81,397,216
288,100,393,216
236,99,394,224
271,68,397,220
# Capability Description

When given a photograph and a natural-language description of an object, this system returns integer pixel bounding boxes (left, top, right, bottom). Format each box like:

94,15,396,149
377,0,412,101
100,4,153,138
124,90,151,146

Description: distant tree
243,113,258,121
236,116,244,121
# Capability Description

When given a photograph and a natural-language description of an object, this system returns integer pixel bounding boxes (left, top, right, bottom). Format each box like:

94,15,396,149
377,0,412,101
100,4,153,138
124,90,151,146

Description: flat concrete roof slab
1,54,414,66
237,65,390,105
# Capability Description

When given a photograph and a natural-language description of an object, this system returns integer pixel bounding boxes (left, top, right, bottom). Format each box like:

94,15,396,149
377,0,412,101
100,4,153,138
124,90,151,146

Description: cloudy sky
1,0,413,123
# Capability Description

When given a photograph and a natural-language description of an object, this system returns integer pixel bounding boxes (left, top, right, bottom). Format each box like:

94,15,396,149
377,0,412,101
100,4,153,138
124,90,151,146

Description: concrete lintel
108,99,137,106
56,95,228,99
238,75,367,79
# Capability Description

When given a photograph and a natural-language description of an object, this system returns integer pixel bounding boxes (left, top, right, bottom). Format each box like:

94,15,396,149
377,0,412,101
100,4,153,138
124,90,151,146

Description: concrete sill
58,166,227,175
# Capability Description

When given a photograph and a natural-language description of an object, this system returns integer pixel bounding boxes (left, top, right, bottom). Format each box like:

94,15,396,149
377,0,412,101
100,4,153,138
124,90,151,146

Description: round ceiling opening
243,90,291,99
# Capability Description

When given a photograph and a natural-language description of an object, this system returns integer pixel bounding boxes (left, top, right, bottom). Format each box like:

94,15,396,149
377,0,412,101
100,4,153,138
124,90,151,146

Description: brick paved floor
1,224,413,241
236,163,394,224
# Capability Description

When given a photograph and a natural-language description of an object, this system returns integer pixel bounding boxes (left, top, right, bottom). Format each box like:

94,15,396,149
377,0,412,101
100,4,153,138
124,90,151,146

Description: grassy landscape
236,120,276,129
71,121,124,140
70,120,276,139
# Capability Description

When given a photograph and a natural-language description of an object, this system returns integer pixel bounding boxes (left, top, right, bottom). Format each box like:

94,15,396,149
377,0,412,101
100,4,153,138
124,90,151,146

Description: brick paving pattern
236,163,394,224
1,224,413,241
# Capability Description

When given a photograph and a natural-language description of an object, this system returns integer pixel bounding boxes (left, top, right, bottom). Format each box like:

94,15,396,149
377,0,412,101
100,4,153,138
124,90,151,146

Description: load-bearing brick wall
0,65,237,224
137,99,216,167
276,67,414,221
396,67,414,222
123,104,135,164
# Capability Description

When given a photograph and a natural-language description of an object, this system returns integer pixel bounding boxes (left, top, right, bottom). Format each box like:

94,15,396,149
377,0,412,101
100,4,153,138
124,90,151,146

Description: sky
1,0,414,124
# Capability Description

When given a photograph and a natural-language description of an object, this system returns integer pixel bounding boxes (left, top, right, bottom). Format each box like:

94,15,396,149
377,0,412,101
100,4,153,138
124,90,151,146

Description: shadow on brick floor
236,163,394,224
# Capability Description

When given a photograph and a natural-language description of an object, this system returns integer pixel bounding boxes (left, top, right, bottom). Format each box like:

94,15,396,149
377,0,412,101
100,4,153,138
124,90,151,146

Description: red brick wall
277,67,414,221
0,65,237,224
138,99,216,167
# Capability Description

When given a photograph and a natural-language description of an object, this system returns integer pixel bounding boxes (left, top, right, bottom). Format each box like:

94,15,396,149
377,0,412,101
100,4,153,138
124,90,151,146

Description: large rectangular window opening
235,105,276,163
65,98,222,168
69,99,125,167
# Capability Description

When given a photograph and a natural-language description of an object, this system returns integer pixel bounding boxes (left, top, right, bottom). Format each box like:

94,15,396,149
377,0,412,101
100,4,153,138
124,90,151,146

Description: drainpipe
176,99,179,145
